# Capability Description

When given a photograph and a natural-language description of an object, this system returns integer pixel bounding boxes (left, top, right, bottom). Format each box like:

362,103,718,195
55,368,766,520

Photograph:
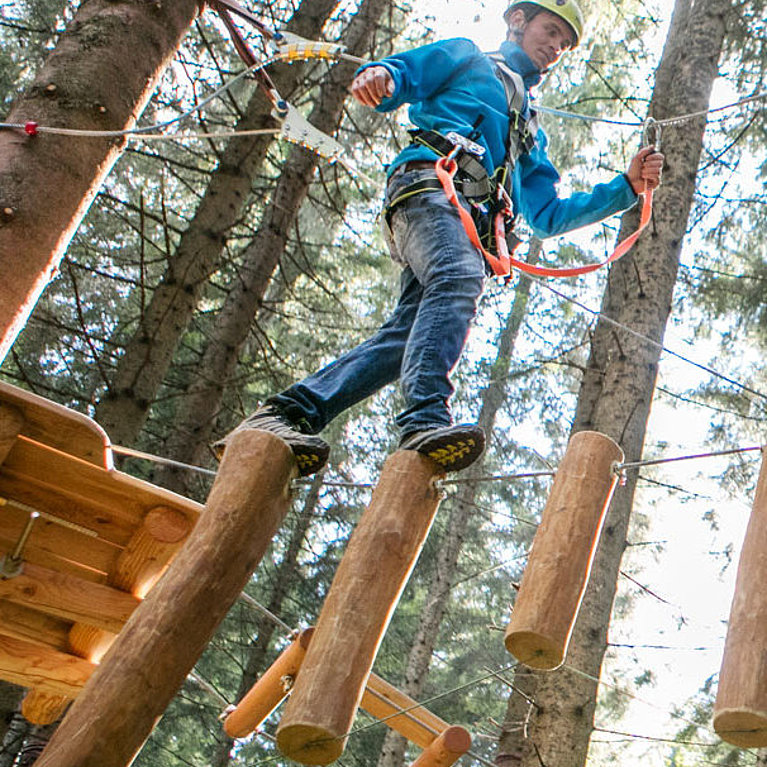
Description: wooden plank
0,381,109,468
0,560,140,633
277,451,443,766
0,599,72,652
36,430,294,767
0,634,95,697
0,503,119,581
0,438,200,547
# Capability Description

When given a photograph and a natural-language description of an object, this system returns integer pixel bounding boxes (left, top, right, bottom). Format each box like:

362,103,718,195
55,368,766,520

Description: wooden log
36,430,295,767
0,560,140,633
0,402,24,465
409,726,471,767
109,505,194,597
0,634,95,696
714,448,767,747
68,624,117,665
361,673,449,749
21,689,71,725
225,626,449,746
276,451,443,765
224,628,315,738
505,430,623,670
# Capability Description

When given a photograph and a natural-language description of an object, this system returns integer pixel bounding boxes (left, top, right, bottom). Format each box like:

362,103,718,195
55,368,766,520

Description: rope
616,444,762,471
539,281,767,403
0,59,279,139
111,444,218,476
534,89,767,129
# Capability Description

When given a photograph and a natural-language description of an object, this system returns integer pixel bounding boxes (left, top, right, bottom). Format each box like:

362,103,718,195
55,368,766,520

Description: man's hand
350,66,394,107
626,146,665,195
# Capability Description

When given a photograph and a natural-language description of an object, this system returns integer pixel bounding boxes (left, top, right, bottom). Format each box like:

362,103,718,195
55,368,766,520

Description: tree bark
377,248,540,767
94,0,341,445
495,0,732,763
153,0,393,495
0,0,201,363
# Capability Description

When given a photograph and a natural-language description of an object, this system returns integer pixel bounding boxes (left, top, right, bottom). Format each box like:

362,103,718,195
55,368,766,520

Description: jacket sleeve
355,38,483,112
516,129,638,239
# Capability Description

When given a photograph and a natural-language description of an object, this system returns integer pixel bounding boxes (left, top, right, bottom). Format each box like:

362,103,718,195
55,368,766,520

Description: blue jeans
269,167,486,438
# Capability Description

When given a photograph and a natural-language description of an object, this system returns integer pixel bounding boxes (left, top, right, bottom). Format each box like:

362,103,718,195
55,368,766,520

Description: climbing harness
388,55,659,280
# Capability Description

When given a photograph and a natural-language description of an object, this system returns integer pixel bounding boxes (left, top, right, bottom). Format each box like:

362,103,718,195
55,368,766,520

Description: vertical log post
408,726,471,767
276,451,443,765
35,430,295,767
224,627,315,738
714,448,767,747
21,689,70,726
505,430,623,670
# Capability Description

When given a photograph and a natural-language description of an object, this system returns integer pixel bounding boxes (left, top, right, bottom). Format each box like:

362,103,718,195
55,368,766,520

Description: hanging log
276,451,443,765
408,726,471,767
226,628,455,747
224,627,315,738
35,430,295,767
505,430,623,670
714,448,767,747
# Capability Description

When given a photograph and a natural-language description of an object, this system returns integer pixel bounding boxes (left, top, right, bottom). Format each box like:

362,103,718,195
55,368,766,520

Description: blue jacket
362,38,637,240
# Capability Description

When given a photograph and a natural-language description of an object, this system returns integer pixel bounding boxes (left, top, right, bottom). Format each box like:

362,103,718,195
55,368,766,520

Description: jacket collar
498,41,543,91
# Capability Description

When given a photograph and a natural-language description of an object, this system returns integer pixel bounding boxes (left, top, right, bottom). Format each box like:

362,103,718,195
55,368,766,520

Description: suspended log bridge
225,627,471,767
505,430,623,670
714,446,767,747
275,450,445,765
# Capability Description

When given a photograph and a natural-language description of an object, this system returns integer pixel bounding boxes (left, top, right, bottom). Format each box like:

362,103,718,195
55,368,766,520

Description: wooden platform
0,381,202,720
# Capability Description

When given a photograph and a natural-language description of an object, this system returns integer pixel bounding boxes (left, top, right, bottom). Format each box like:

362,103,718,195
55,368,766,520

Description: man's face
509,9,575,70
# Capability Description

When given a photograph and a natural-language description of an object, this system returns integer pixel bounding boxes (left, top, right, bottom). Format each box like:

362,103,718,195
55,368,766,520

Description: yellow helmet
504,0,584,47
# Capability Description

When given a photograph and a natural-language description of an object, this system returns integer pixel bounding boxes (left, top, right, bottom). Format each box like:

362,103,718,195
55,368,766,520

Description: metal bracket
0,510,38,579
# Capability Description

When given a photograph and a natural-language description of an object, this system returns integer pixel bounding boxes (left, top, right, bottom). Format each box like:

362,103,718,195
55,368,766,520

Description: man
215,0,664,476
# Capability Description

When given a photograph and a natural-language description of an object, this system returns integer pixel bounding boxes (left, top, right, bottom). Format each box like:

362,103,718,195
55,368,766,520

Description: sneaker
399,424,485,472
213,405,330,477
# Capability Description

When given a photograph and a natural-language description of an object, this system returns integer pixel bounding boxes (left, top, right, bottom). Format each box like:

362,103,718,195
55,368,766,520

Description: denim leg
268,267,422,433
391,190,486,435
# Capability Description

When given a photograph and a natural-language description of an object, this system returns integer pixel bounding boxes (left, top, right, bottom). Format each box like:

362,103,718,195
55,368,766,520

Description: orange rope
435,156,653,279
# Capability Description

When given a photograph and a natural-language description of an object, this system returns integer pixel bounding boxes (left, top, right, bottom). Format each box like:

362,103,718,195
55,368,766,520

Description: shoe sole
403,427,485,472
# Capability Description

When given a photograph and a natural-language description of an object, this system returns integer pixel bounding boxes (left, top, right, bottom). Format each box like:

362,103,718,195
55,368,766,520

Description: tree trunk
0,0,201,363
154,0,393,495
496,0,731,762
94,0,341,445
377,247,540,767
